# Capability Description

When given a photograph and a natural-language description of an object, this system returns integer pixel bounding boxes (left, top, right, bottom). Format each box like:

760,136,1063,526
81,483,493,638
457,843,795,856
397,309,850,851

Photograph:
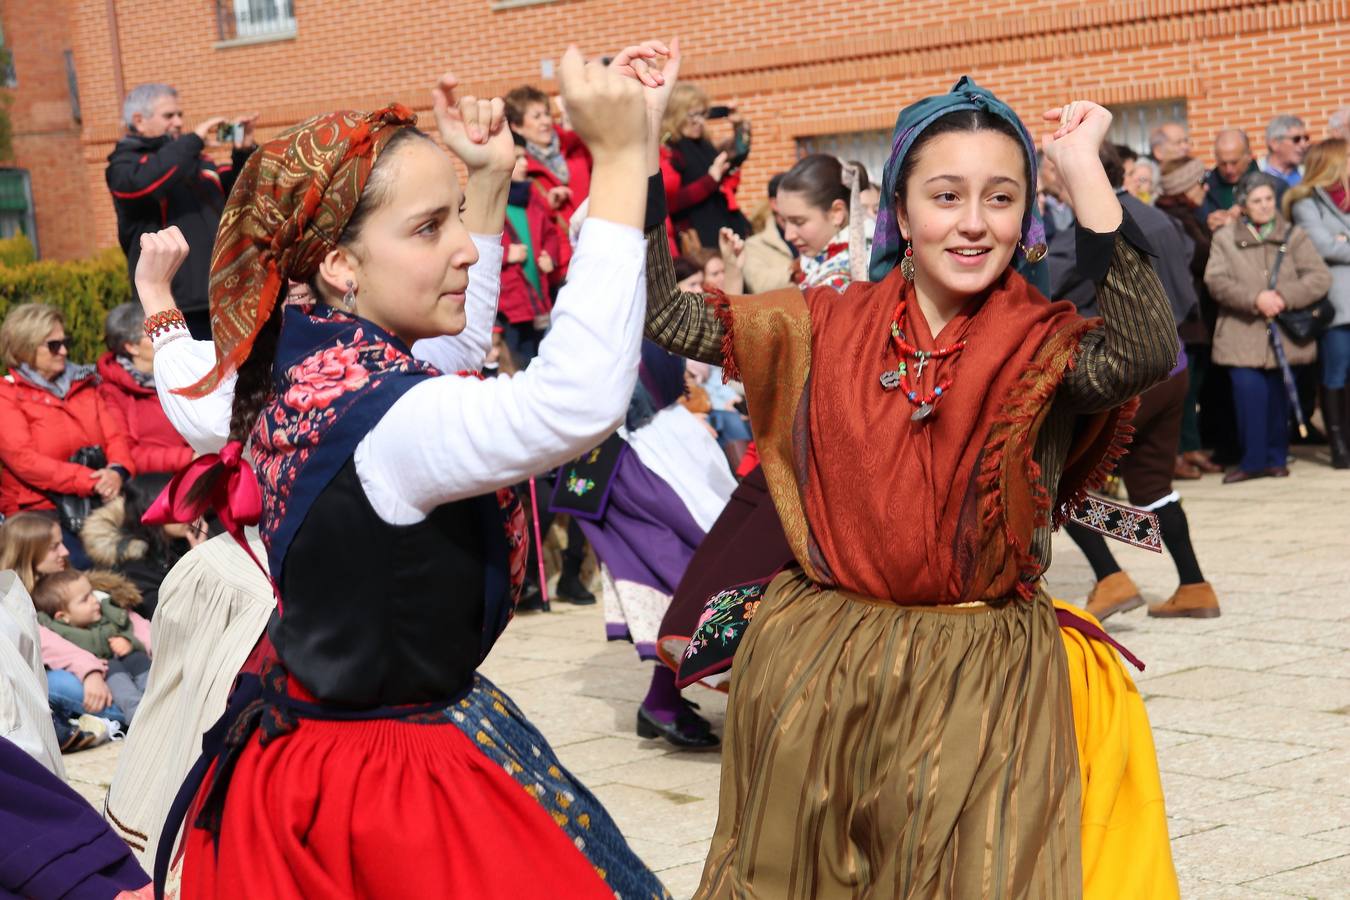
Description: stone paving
63,446,1350,898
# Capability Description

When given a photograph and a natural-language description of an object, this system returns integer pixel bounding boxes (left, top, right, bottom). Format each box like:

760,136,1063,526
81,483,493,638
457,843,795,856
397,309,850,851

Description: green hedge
0,247,131,365
0,234,34,267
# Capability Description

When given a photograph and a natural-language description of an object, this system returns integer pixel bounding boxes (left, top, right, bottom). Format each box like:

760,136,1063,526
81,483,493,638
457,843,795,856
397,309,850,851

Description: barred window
217,0,296,42
1107,99,1188,157
795,130,891,190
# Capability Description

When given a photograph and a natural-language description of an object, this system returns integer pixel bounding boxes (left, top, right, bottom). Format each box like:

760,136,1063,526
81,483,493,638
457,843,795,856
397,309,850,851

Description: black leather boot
1323,387,1350,469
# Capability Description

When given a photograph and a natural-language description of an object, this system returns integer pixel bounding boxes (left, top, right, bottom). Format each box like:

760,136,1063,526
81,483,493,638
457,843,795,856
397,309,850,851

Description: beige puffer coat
1204,218,1332,369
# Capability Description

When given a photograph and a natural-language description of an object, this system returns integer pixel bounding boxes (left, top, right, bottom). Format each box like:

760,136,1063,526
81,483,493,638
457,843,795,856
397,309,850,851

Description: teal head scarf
868,77,1049,294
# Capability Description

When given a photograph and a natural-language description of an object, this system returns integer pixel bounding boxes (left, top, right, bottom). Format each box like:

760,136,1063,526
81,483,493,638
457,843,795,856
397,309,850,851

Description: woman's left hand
1040,101,1113,168
432,73,514,174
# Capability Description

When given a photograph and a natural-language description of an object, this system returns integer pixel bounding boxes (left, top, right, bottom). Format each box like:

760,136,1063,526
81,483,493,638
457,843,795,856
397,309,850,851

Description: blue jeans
46,667,128,726
1320,324,1350,389
1229,367,1290,473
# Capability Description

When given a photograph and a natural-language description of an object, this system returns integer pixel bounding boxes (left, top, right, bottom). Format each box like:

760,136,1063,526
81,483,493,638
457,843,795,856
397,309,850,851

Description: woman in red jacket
0,304,135,562
96,303,194,477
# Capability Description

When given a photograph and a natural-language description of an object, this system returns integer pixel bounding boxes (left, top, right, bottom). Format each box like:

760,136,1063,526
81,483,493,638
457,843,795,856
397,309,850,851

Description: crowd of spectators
4,75,1348,754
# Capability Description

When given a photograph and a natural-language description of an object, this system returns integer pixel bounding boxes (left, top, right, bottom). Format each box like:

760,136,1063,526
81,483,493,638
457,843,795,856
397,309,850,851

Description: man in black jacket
105,83,257,338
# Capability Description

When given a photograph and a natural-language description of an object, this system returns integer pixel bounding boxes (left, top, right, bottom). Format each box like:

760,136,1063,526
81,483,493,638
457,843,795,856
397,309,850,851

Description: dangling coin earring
341,280,358,313
900,244,916,281
1019,241,1047,264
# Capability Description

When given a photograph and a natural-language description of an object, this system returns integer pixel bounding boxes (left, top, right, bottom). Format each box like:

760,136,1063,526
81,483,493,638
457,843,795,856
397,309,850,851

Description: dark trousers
1230,367,1289,473
502,320,543,368
1179,344,1208,454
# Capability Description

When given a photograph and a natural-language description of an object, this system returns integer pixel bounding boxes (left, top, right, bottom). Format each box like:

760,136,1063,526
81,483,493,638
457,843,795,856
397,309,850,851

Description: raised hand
718,226,745,265
1039,100,1121,233
559,46,647,230
1040,101,1113,168
234,112,260,149
134,226,190,315
609,38,681,171
708,151,731,183
559,46,646,163
193,116,228,147
432,74,514,174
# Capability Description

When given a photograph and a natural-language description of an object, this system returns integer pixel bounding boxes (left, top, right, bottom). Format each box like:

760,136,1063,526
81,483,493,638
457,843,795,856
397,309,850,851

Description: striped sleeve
1059,233,1179,413
643,225,727,364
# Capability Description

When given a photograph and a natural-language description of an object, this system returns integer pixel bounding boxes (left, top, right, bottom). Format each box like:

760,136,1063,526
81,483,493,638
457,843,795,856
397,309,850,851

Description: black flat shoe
516,582,547,612
554,571,597,605
1222,468,1267,484
636,703,720,751
1265,466,1291,478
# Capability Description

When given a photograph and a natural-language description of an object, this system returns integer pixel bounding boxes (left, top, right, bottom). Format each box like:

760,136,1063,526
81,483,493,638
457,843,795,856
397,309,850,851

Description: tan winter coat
1205,218,1331,369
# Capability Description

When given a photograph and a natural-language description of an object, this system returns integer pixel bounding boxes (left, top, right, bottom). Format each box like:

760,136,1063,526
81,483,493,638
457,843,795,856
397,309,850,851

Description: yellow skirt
1055,601,1179,900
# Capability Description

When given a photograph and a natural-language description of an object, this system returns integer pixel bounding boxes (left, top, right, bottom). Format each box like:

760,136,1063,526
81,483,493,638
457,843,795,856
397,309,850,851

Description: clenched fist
134,226,190,315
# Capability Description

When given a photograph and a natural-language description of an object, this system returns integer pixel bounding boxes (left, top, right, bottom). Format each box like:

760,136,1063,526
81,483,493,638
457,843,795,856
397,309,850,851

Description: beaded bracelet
143,309,187,340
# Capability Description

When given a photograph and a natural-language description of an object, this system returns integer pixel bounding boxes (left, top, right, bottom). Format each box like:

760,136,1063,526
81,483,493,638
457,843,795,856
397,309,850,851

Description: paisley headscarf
868,77,1049,293
183,104,419,396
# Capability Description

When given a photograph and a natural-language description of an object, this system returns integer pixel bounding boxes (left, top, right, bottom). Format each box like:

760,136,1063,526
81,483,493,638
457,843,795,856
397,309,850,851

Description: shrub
0,233,35,267
0,248,131,367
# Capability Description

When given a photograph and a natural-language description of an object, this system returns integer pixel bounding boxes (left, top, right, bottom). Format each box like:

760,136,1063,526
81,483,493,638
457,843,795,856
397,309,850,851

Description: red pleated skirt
179,715,616,899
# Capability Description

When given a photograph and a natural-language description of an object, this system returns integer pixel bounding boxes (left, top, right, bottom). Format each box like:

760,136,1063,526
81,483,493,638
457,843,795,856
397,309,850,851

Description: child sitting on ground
33,569,151,723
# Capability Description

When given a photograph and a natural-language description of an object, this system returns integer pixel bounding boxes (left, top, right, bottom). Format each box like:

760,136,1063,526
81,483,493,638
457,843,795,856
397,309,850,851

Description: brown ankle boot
1084,572,1144,621
1147,582,1221,619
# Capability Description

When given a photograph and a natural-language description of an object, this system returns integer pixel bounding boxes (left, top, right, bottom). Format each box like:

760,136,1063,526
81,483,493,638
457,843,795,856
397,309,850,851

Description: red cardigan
96,352,194,476
0,366,137,515
522,126,592,222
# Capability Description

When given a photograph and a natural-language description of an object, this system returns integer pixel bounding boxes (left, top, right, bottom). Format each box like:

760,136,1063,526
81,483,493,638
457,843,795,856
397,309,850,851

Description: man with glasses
1262,114,1310,188
1148,121,1192,165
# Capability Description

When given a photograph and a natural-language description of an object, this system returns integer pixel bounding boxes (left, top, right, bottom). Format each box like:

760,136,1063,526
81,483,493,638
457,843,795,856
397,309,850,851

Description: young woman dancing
133,48,669,899
622,45,1180,898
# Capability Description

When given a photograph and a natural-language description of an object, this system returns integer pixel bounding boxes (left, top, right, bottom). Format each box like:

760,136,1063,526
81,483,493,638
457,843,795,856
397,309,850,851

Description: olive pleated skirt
697,570,1082,900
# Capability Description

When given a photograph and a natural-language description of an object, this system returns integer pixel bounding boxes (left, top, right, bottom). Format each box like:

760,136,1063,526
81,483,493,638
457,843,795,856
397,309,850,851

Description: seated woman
0,512,130,733
97,302,195,480
135,48,668,898
0,303,136,566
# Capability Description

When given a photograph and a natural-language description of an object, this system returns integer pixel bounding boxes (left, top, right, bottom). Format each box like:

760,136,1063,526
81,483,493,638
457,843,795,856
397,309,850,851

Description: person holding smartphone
105,83,259,340
660,84,752,248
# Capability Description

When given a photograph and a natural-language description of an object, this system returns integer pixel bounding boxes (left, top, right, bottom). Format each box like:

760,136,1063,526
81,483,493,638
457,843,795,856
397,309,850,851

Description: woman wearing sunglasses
0,304,136,565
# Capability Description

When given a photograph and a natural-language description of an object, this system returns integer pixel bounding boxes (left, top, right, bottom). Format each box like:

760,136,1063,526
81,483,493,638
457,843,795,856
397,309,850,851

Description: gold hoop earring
1019,241,1047,264
900,244,915,281
341,280,358,313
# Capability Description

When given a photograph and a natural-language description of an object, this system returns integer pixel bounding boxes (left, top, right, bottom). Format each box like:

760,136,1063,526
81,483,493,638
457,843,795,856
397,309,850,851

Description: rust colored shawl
717,265,1130,606
184,104,418,396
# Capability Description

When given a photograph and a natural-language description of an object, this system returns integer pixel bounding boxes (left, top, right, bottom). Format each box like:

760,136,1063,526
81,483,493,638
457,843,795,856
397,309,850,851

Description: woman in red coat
0,303,136,562
96,303,194,477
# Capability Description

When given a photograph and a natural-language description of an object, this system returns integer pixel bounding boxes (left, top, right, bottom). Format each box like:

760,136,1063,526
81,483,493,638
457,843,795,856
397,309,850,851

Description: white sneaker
76,714,125,745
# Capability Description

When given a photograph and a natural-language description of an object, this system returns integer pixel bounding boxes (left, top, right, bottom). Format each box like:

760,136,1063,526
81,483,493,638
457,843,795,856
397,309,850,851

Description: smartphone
707,105,735,120
215,122,243,144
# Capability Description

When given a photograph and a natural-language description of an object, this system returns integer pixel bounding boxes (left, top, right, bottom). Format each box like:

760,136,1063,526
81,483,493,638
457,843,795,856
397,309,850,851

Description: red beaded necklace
879,290,969,421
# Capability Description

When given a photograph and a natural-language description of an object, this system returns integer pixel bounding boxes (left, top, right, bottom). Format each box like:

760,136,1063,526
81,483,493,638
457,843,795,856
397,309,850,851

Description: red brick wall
1,0,96,260
15,0,1350,259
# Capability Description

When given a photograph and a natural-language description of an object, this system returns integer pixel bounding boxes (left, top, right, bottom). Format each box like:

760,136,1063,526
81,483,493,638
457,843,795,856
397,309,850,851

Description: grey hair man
1148,121,1191,164
1328,107,1350,142
104,85,258,338
1262,114,1310,187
